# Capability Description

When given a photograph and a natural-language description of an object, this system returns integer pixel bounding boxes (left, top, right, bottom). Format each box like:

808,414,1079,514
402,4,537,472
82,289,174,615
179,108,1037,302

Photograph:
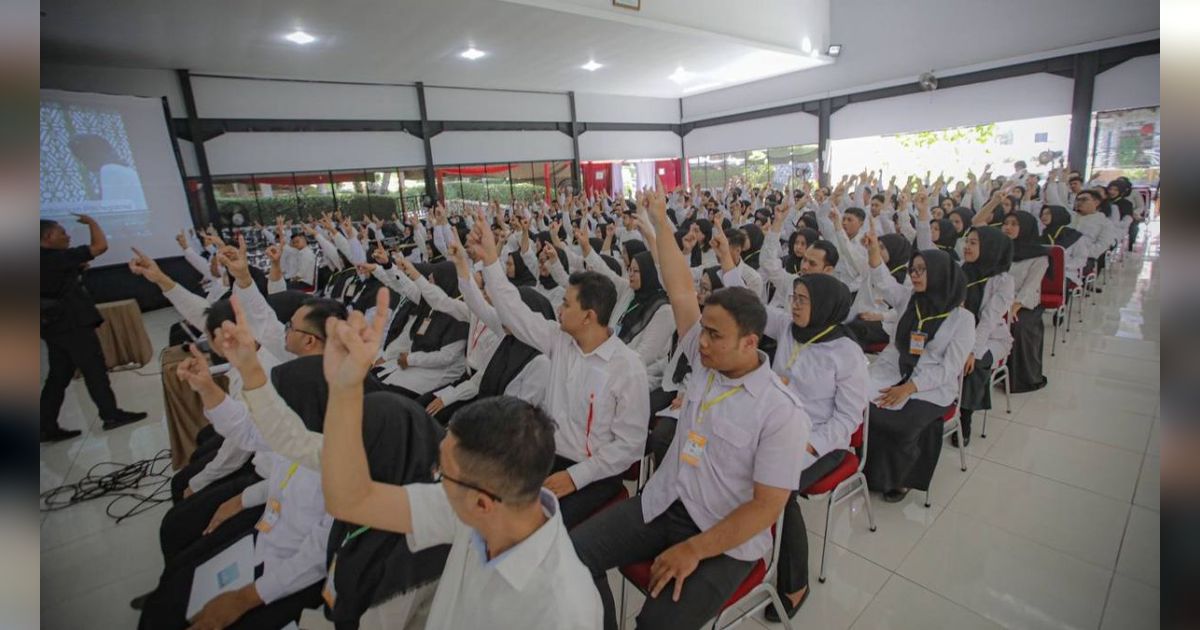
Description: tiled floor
40,222,1161,630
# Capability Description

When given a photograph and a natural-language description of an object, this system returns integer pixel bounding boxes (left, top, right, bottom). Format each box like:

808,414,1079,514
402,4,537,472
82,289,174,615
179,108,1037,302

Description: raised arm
72,213,108,258
647,183,701,337
474,222,558,354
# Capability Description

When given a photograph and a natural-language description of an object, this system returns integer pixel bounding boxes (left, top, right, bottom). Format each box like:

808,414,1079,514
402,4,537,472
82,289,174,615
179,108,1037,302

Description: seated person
1005,212,1052,394
846,232,912,348
571,186,808,630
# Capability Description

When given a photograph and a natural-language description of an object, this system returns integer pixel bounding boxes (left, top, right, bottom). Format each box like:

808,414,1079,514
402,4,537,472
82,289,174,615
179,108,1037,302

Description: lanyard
786,324,838,369
696,372,744,427
913,302,950,332
470,323,488,350
1051,225,1066,243
888,262,908,275
583,393,595,457
966,276,991,289
278,462,299,492
341,525,369,547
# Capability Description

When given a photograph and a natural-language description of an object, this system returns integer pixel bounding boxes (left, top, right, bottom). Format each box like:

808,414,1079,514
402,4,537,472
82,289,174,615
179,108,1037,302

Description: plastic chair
799,407,876,583
617,510,792,630
929,370,968,508
980,354,1010,439
863,341,888,354
1040,245,1068,355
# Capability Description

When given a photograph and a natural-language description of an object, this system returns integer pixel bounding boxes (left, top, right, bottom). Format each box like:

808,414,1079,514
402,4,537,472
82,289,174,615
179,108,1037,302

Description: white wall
205,132,426,175
831,73,1074,140
684,112,818,156
190,76,420,119
578,131,680,161
575,93,679,123
1093,54,1160,112
425,87,570,121
682,0,1158,121
41,62,186,116
432,131,573,164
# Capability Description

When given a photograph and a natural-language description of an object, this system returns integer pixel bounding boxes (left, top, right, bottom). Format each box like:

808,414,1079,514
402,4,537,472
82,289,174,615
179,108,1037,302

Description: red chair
1041,245,1068,355
799,407,876,583
617,510,792,630
864,341,888,354
930,370,968,508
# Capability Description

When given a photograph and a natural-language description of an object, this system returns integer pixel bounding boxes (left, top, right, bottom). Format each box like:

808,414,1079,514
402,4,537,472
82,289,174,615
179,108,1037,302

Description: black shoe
949,432,970,448
882,488,910,503
129,590,153,610
102,410,147,430
764,586,809,622
40,427,82,443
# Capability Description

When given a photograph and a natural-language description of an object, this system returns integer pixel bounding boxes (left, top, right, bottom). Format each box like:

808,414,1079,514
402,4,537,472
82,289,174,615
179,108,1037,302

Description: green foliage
896,123,996,148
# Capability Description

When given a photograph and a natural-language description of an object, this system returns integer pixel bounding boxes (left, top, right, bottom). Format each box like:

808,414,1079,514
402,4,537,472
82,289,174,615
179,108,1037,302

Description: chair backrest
1042,245,1066,299
854,406,869,474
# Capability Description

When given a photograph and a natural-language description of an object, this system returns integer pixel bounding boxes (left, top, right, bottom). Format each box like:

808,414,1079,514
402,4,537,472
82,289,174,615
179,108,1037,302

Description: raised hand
176,343,217,394
265,244,282,265
214,296,262,374
323,288,390,389
175,230,188,250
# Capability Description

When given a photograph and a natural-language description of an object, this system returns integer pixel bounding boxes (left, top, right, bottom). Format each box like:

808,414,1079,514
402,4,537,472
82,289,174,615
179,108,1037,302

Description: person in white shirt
1004,212,1052,394
861,238,974,503
1072,190,1121,276
316,299,602,629
571,186,807,630
818,205,868,294
281,232,317,289
470,220,650,529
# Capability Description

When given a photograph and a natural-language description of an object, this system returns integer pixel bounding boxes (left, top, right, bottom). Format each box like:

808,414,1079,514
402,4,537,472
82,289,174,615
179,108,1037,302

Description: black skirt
959,351,994,412
846,317,889,348
1008,306,1048,393
863,398,950,492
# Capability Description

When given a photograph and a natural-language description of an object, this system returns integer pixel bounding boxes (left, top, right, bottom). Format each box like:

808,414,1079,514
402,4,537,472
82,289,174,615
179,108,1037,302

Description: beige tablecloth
95,299,154,370
161,345,228,469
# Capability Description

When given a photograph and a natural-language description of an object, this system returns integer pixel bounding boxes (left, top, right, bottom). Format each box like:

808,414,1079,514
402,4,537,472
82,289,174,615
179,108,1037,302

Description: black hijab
785,228,819,274
1040,205,1083,250
949,207,976,238
932,218,960,260
617,251,668,343
741,224,765,270
894,249,967,383
539,245,569,290
622,239,647,264
1008,211,1050,262
508,250,537,287
598,253,623,277
324,392,448,624
790,274,854,346
409,261,469,353
478,287,555,398
270,354,387,432
879,233,913,283
961,227,1013,318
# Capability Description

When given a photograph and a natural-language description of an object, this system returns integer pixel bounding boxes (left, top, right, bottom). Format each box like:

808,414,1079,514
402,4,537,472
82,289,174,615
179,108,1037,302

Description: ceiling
39,0,831,98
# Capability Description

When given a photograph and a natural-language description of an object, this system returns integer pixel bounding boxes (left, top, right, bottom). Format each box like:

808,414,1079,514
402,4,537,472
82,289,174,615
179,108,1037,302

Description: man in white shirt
723,228,765,300
468,221,650,528
281,232,317,289
319,298,602,630
1072,190,1120,273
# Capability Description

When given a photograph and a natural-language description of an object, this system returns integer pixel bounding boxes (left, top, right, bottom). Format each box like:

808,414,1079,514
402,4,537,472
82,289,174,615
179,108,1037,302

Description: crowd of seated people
123,160,1143,629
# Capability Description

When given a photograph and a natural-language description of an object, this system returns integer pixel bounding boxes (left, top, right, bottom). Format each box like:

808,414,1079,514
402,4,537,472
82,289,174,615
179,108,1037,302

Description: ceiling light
581,60,603,72
284,30,316,45
827,44,842,57
460,47,486,60
668,66,693,84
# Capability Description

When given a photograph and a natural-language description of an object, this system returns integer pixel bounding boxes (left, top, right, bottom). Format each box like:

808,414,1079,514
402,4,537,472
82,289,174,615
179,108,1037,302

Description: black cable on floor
39,449,175,524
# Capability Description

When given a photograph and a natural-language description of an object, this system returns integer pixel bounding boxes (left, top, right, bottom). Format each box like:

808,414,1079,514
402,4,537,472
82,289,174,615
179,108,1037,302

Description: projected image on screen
40,90,195,266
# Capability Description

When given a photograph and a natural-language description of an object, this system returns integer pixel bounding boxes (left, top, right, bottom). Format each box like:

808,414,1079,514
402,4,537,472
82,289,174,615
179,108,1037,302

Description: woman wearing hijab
374,261,469,399
760,207,812,309
506,248,538,287
1004,212,1051,394
952,227,1015,447
846,232,912,349
1039,205,1088,289
861,243,974,503
948,207,976,243
741,223,766,270
785,228,819,275
580,236,674,366
921,218,961,261
760,274,869,621
534,241,569,307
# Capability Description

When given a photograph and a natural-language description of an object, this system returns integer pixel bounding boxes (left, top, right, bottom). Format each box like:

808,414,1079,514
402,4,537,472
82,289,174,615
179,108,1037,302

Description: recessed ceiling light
668,66,692,83
460,47,486,60
284,30,316,45
827,44,842,57
581,60,603,72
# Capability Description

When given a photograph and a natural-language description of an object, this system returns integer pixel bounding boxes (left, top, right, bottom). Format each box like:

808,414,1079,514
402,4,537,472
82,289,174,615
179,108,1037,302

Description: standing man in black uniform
41,214,146,442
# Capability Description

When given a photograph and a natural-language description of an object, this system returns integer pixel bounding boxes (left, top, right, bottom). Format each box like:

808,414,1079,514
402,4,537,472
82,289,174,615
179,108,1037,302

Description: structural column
176,69,220,225
1067,51,1100,175
817,98,832,187
415,82,438,203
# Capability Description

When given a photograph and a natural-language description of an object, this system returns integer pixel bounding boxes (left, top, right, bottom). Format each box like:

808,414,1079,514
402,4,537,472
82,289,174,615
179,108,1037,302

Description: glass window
509,162,539,204
212,176,261,233
294,171,336,219
481,164,514,209
725,151,747,191
745,149,769,192
687,157,703,190
790,145,819,189
552,160,575,199
438,167,466,214
459,166,489,215
399,168,426,217
366,169,402,218
1090,107,1159,186
706,154,727,191
331,170,372,220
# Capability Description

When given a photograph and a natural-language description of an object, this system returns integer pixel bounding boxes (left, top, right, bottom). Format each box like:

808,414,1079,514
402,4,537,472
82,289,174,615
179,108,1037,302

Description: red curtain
655,159,682,190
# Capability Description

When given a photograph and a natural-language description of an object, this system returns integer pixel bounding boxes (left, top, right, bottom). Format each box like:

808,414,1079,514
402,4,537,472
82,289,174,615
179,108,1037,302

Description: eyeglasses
909,266,927,277
432,463,504,503
285,320,324,341
791,293,810,306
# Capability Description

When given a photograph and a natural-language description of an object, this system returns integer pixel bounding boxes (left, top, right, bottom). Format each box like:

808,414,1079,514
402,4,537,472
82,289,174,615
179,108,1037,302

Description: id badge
909,331,927,355
416,317,432,335
680,431,707,467
255,499,281,533
322,558,338,608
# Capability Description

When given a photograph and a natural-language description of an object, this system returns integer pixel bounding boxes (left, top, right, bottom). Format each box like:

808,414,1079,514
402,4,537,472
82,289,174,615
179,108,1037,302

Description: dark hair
843,207,867,222
203,298,236,337
568,270,618,326
1067,175,1083,185
870,194,886,204
447,396,556,505
40,219,59,240
298,297,349,336
725,228,748,250
1014,160,1027,169
809,240,840,268
704,286,766,338
1077,190,1103,203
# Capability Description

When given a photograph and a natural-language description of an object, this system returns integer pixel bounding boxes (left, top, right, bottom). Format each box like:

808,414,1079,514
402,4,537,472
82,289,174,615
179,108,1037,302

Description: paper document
187,534,255,619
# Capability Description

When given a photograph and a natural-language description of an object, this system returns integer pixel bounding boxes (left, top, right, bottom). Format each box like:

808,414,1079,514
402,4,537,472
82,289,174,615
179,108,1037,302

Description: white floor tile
897,511,1113,630
759,536,890,630
1100,574,1160,630
1116,506,1160,588
849,575,1004,630
983,423,1144,502
41,506,165,601
1029,369,1160,416
1133,455,1159,511
40,567,159,630
1013,398,1154,453
946,460,1130,569
800,492,941,572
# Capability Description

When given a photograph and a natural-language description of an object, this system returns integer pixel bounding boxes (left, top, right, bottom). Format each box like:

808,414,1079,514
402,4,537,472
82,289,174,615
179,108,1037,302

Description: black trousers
40,326,119,432
160,467,262,565
554,455,625,529
778,450,849,594
139,514,322,630
863,399,950,492
571,497,756,630
647,417,678,469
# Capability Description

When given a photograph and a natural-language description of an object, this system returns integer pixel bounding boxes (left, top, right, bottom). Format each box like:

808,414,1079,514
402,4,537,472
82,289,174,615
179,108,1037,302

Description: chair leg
764,587,797,630
981,409,988,438
861,482,878,533
1050,313,1059,356
1004,372,1011,414
818,493,834,584
955,421,967,471
925,487,932,508
619,574,628,630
